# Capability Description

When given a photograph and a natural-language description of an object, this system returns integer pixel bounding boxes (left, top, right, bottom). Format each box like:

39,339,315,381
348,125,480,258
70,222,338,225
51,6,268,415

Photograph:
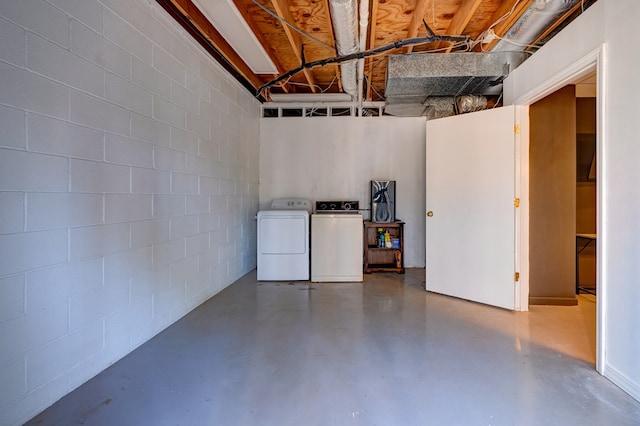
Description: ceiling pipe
328,0,360,97
492,0,581,52
357,0,369,116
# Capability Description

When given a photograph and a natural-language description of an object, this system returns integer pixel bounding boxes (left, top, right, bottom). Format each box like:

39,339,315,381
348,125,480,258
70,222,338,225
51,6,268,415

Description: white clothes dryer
257,199,312,281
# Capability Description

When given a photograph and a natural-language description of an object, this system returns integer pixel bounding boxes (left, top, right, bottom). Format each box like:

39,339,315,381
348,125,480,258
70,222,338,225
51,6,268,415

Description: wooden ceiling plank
232,0,290,72
404,0,431,54
317,0,342,93
276,81,290,93
167,0,264,89
167,0,573,99
474,0,535,51
270,0,318,92
333,62,343,93
438,0,483,52
366,0,381,100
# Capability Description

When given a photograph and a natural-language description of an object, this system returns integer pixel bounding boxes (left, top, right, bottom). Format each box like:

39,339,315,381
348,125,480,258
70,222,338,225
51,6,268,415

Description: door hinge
514,272,520,282
514,124,521,134
514,198,520,208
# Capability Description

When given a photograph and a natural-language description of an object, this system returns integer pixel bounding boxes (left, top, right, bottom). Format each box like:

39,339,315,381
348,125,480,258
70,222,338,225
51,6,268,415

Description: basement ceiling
158,0,598,105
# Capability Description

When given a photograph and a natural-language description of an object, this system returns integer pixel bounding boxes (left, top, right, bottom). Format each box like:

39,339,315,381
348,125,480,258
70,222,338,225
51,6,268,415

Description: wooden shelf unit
363,221,405,274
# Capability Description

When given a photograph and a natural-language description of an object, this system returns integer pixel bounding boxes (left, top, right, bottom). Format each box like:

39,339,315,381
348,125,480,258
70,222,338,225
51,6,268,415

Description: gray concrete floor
27,269,640,425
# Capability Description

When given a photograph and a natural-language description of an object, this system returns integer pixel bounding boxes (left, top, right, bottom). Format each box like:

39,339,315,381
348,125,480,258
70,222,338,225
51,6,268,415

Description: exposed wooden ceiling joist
269,0,318,92
437,0,484,53
474,0,535,52
403,0,430,54
365,0,380,100
159,0,598,102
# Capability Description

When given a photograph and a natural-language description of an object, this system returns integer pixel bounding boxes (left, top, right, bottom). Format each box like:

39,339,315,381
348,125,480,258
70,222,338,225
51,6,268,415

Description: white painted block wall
260,117,427,268
0,0,260,424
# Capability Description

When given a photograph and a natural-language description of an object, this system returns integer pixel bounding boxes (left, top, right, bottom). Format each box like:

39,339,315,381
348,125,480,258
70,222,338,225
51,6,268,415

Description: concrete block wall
0,0,260,424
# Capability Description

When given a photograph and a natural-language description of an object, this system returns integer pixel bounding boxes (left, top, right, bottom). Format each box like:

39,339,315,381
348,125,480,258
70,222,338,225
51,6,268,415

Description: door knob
427,211,434,217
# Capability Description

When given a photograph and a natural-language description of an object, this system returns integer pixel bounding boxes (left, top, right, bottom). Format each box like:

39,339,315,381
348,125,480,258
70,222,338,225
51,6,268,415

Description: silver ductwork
385,51,528,97
356,0,369,114
383,0,583,117
493,0,581,51
384,51,528,116
328,0,359,97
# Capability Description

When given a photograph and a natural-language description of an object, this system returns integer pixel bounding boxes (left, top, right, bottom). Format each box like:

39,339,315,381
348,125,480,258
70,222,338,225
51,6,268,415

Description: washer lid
270,198,313,212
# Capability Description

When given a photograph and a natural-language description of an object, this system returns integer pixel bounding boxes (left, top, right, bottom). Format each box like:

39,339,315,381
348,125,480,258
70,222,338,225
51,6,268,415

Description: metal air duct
329,0,359,97
492,0,581,51
356,0,369,114
382,0,589,117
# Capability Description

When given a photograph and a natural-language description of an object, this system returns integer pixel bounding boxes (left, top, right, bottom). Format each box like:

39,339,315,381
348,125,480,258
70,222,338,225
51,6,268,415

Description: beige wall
529,85,577,305
576,183,596,287
576,98,597,287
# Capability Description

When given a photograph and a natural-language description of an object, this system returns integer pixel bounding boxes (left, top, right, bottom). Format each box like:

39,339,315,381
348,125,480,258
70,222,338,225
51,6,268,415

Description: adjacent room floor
27,269,640,425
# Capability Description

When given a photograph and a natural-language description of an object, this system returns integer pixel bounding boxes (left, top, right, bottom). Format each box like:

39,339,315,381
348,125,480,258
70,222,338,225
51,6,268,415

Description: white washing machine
311,201,363,282
257,199,312,281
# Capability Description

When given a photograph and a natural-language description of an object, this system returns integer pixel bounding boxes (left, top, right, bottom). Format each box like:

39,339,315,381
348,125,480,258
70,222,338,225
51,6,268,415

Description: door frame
511,45,606,373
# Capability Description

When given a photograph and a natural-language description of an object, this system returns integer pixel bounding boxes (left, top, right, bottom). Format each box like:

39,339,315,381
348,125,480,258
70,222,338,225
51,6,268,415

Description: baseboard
604,363,640,403
529,296,578,306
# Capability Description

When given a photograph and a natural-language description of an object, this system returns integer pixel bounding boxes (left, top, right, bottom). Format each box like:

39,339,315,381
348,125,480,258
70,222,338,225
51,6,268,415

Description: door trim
512,45,606,374
513,105,529,312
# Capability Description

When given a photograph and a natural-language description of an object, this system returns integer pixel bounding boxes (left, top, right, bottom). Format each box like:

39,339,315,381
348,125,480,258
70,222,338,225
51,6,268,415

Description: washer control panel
270,198,313,212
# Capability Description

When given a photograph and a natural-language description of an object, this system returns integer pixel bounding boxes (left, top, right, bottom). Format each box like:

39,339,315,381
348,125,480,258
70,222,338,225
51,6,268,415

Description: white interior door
426,106,517,310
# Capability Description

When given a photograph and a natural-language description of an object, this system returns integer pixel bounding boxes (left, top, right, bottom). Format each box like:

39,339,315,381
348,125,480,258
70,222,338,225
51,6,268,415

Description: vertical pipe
357,0,369,115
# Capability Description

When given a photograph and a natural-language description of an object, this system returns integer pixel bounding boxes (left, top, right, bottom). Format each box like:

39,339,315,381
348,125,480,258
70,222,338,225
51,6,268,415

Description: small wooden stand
363,221,405,274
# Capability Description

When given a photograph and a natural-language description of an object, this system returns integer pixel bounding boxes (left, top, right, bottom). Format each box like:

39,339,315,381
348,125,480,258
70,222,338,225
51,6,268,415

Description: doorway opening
526,64,599,367
575,70,598,364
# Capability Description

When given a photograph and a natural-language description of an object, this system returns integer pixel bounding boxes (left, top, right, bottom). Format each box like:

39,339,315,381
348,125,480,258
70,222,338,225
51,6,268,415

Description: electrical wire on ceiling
273,37,471,100
489,0,524,31
278,73,340,95
367,56,387,75
467,0,524,51
321,74,340,93
363,56,387,100
493,93,503,108
256,34,470,97
434,40,472,52
250,0,336,53
470,0,582,53
364,73,384,100
283,79,326,92
480,35,541,52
